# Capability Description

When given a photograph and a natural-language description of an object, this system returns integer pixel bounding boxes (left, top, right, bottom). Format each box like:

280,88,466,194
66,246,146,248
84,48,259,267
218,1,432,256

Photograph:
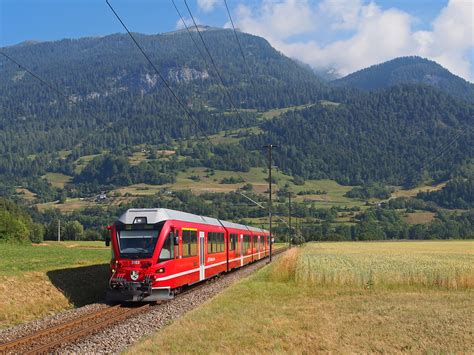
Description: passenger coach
106,208,270,302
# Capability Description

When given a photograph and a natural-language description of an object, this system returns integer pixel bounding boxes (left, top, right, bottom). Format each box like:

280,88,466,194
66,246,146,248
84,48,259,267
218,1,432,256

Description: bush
29,223,45,243
0,210,30,244
293,176,305,185
84,229,101,240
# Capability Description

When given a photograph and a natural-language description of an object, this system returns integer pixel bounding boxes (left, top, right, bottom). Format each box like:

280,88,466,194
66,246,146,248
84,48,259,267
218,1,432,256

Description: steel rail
0,305,148,354
24,304,150,355
0,305,121,353
0,248,288,354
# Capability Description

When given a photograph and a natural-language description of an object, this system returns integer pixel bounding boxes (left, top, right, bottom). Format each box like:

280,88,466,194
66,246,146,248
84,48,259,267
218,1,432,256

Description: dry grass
36,198,92,213
391,181,447,198
0,272,71,328
15,188,37,202
296,241,474,289
42,173,72,188
269,247,300,282
0,242,110,328
404,211,436,224
128,243,474,354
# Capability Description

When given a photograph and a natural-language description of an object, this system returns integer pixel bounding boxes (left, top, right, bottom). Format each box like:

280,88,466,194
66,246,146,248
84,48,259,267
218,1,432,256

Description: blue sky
1,0,472,81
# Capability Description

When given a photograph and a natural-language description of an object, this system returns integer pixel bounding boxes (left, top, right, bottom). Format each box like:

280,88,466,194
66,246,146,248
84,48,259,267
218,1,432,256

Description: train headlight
156,268,165,273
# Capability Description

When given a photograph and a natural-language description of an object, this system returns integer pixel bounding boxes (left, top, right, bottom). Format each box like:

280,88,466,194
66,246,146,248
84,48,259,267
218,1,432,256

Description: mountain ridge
0,30,472,194
332,56,474,103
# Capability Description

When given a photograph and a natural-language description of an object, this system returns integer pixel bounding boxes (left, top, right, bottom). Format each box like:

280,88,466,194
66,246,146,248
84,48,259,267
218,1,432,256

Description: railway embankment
0,248,285,353
0,241,109,329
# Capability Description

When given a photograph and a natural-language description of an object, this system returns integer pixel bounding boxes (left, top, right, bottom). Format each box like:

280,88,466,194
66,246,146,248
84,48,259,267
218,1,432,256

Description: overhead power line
223,0,258,94
182,0,247,127
1,52,85,108
420,126,470,174
106,0,214,146
171,0,208,67
0,51,114,143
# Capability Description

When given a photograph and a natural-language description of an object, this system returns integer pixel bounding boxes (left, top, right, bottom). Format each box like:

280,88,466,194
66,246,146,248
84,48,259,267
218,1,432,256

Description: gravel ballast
0,254,281,354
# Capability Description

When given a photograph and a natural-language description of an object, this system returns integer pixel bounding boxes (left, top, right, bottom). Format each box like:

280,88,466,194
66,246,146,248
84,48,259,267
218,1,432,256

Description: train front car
106,209,176,302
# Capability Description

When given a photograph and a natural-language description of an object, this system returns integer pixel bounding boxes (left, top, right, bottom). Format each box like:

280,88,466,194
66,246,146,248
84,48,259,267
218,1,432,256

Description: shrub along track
0,248,287,354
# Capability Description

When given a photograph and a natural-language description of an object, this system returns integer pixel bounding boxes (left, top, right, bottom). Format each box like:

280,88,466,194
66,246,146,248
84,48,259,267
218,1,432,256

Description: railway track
0,247,288,354
0,304,150,354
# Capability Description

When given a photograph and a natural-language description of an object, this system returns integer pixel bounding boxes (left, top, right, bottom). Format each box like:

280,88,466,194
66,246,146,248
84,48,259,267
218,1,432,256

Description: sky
1,0,473,81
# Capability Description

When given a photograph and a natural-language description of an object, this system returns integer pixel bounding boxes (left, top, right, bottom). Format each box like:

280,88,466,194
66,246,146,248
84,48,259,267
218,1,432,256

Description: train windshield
117,229,160,259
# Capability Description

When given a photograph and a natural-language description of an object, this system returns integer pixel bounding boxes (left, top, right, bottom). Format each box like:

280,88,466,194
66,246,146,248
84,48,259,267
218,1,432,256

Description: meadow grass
259,103,316,120
36,197,92,213
391,181,447,199
0,242,110,328
42,172,72,188
129,241,473,354
14,188,37,202
291,241,474,289
404,211,436,224
0,242,109,275
73,153,103,174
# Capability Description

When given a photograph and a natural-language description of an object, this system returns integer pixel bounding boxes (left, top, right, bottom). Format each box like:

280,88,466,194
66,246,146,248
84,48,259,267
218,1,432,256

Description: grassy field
36,197,93,213
14,188,37,202
259,103,316,120
129,241,474,353
73,153,103,174
404,211,436,224
294,241,473,289
0,242,110,328
391,181,447,199
42,172,72,188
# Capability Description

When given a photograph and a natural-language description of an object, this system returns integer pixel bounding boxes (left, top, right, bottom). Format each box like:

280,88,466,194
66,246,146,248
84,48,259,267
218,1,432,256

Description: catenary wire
183,0,247,127
223,0,259,94
106,0,214,146
420,126,469,173
0,51,117,145
171,0,209,69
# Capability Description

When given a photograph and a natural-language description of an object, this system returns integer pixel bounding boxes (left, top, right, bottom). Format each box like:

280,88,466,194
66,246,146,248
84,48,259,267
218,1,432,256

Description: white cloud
197,0,219,12
175,16,200,30
416,0,474,80
234,0,474,81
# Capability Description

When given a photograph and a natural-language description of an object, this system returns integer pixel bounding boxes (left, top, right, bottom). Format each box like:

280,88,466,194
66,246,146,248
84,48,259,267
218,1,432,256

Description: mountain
0,29,326,158
245,84,474,186
0,30,473,199
332,56,474,103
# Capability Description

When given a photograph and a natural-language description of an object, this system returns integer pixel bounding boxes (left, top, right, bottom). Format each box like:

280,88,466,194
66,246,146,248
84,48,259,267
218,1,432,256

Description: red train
106,208,270,302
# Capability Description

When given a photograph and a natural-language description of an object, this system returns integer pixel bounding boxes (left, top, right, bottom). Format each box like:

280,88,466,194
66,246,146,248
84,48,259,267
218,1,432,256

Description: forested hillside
245,85,473,185
332,56,474,103
0,29,473,220
0,28,325,157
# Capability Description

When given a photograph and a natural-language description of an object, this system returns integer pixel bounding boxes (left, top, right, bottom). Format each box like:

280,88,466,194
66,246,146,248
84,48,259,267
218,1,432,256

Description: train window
159,232,174,262
208,232,214,254
229,234,237,251
208,232,225,254
220,233,225,252
182,229,197,257
243,235,250,254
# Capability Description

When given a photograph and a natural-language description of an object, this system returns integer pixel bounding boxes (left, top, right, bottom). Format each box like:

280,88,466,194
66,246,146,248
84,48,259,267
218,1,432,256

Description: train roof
117,208,269,234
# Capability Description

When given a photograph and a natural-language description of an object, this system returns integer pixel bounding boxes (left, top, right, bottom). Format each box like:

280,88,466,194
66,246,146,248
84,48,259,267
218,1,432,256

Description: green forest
0,28,473,244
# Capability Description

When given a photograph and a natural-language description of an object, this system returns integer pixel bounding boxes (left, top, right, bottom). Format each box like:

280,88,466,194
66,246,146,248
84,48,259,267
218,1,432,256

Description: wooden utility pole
263,144,277,262
288,192,292,249
57,219,61,242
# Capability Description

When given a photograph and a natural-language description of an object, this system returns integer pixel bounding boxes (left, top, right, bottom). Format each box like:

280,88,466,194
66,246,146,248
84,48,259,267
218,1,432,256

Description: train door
240,234,244,266
258,236,261,259
199,231,205,281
